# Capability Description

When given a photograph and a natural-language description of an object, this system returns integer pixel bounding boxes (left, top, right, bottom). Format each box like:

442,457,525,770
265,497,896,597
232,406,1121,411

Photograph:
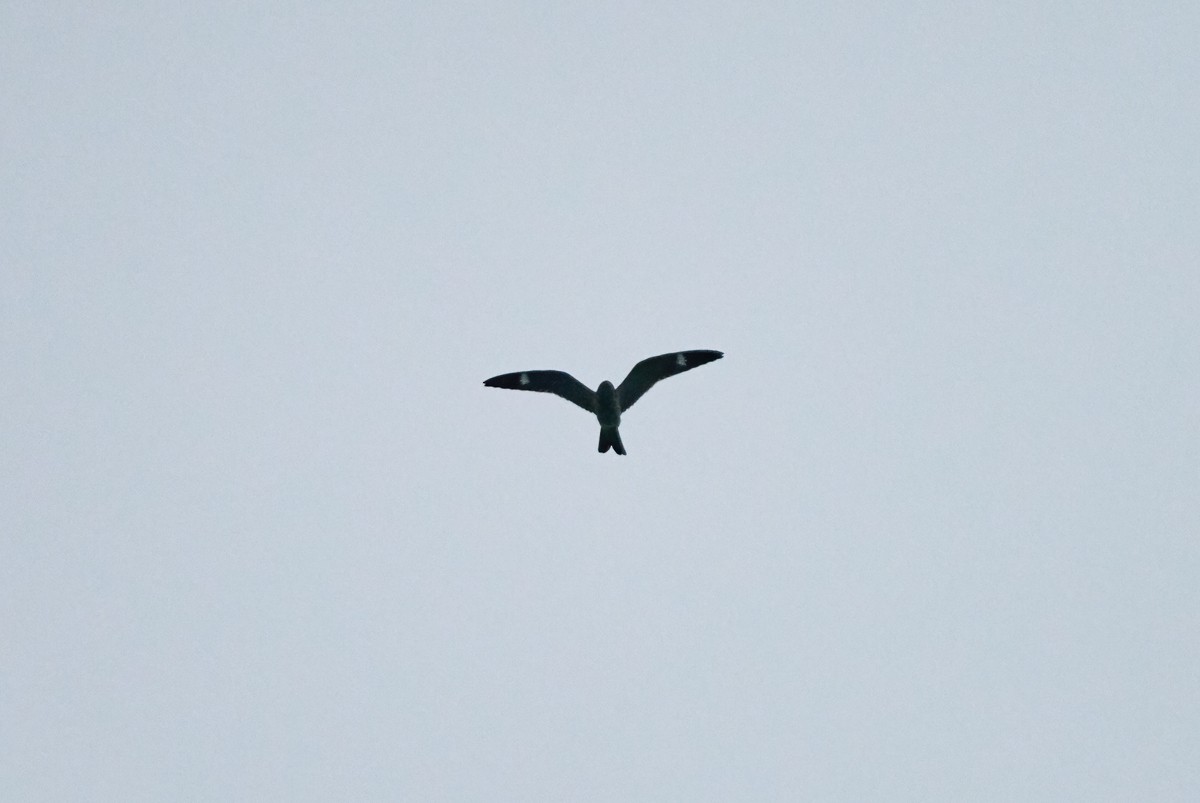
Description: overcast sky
3,3,1198,800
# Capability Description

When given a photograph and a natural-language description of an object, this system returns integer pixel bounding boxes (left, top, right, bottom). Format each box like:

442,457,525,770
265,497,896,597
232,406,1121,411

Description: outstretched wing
616,350,723,412
483,370,596,414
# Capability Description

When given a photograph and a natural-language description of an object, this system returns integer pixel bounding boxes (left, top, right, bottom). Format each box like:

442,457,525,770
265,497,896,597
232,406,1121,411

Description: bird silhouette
483,350,723,455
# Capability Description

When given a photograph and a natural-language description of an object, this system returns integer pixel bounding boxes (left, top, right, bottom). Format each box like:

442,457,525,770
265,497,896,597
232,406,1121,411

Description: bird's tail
598,427,626,455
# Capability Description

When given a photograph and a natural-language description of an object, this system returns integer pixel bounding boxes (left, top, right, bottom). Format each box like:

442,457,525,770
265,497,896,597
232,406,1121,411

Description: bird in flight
483,350,723,455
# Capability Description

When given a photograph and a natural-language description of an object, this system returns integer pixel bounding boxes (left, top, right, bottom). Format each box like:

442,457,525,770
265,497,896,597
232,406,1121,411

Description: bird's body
594,380,624,455
483,350,723,455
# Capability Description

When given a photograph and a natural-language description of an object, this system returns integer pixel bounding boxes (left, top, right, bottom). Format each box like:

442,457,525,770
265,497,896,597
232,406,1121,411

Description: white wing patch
519,373,530,385
676,353,687,367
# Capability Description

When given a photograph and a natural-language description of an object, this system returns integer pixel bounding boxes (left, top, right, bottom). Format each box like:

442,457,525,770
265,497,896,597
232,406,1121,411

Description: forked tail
598,427,626,455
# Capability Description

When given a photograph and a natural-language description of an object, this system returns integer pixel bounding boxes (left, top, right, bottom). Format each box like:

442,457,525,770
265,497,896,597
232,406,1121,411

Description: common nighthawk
483,350,723,455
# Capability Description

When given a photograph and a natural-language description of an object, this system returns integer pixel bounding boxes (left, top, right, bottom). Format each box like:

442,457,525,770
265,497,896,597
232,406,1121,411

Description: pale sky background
3,3,1198,800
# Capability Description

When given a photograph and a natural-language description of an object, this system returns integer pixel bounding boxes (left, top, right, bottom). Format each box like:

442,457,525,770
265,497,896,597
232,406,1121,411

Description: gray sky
3,3,1198,800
